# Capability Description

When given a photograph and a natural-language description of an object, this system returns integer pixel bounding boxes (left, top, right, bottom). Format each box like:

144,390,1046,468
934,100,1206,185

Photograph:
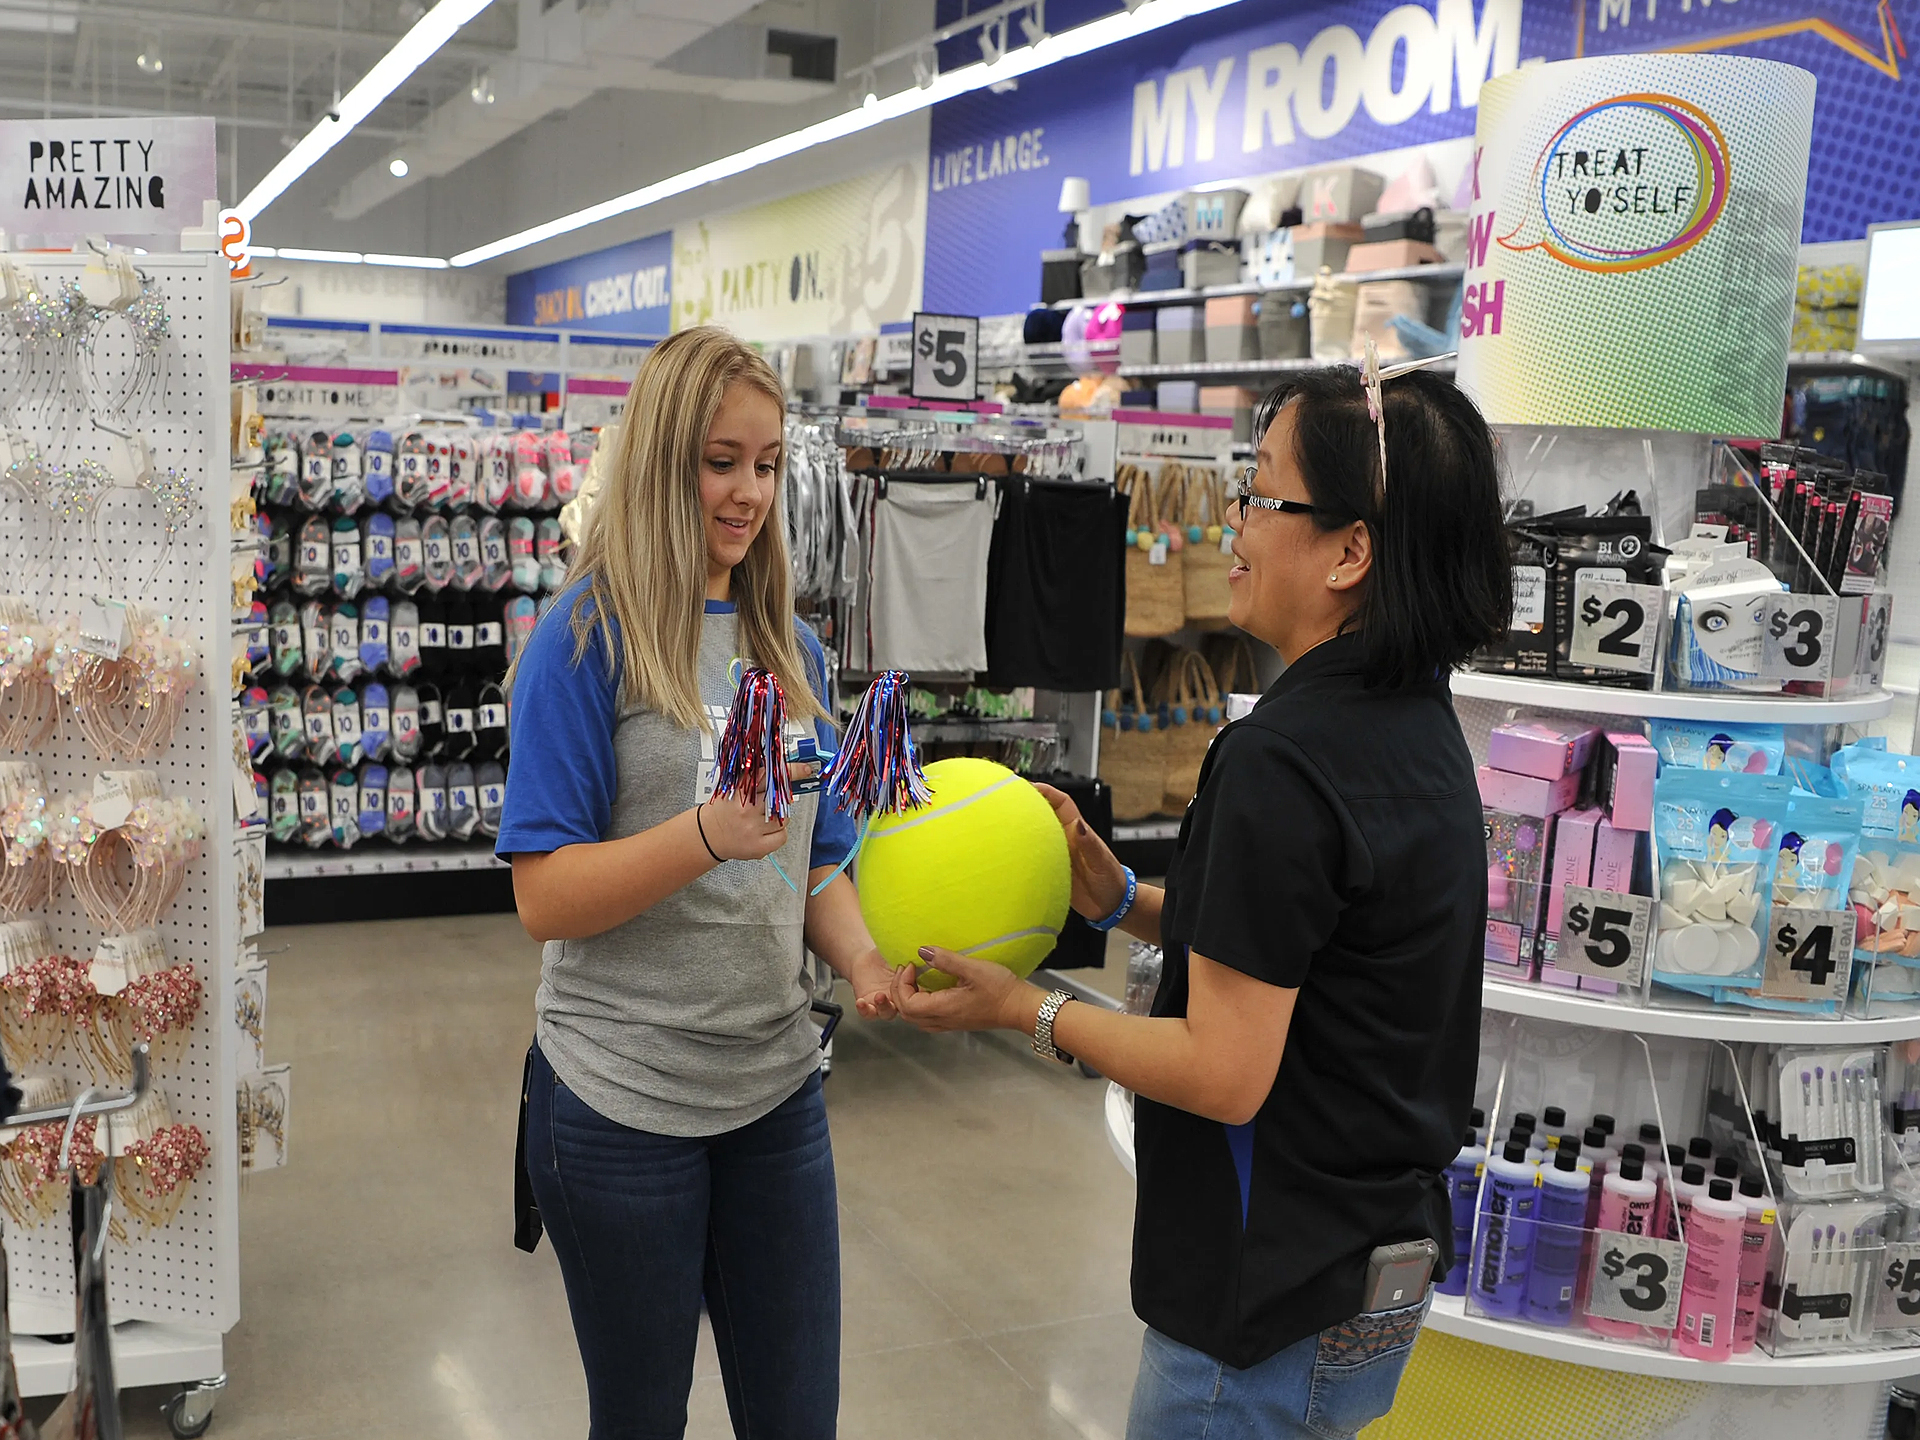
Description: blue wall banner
924,0,1916,317
505,230,672,335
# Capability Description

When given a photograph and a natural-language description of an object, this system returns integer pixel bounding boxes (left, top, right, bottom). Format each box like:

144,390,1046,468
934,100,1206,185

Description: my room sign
0,116,217,238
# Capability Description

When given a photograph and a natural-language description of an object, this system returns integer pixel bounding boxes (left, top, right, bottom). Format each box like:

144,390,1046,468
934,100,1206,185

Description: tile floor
71,913,1143,1440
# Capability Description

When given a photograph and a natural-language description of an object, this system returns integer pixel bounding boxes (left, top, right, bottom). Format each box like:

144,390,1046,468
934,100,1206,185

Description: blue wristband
1089,865,1137,933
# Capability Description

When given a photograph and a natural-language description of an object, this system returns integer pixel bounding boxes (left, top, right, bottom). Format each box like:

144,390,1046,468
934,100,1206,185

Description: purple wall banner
505,229,672,335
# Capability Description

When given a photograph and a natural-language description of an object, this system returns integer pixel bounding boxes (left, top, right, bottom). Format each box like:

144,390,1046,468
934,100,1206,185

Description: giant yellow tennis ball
856,758,1071,989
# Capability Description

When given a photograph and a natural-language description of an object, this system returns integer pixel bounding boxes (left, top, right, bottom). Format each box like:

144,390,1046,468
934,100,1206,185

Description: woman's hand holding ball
1033,782,1129,921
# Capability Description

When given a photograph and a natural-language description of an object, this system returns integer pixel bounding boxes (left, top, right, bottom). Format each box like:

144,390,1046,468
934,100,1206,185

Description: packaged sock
386,765,416,843
302,685,338,766
424,432,452,510
266,513,293,588
392,515,425,594
240,686,272,761
330,687,363,767
300,601,332,683
505,595,538,666
390,684,423,763
364,429,395,504
360,595,391,675
476,682,510,762
421,514,453,591
416,683,446,759
296,766,330,847
244,600,271,671
396,430,431,509
443,599,477,676
269,767,300,843
479,515,510,591
446,434,475,509
416,598,448,672
364,511,396,588
415,763,448,841
331,516,365,599
509,516,539,593
390,600,422,676
441,679,478,759
329,767,362,849
331,427,366,513
476,760,506,838
545,431,579,507
450,514,482,591
479,433,513,511
269,685,304,760
446,762,478,841
298,430,333,510
473,600,507,677
360,681,391,761
329,603,363,683
512,430,548,509
295,515,331,596
538,517,567,591
358,764,389,837
264,429,301,507
270,599,304,677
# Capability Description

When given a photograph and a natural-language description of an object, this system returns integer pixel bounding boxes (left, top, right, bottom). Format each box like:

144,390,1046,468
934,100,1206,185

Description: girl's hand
698,790,788,862
1032,783,1129,921
890,947,1037,1034
848,949,900,1021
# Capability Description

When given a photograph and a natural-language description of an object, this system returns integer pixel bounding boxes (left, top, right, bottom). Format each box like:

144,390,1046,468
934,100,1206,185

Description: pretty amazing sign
0,116,215,238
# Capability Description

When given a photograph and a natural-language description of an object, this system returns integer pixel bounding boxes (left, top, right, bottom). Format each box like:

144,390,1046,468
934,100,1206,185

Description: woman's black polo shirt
1136,632,1483,1370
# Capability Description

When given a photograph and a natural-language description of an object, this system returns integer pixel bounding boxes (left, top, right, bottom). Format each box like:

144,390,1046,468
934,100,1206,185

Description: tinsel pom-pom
822,671,930,818
712,667,793,821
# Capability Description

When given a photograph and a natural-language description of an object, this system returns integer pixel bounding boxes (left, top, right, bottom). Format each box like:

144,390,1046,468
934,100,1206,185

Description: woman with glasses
889,360,1512,1439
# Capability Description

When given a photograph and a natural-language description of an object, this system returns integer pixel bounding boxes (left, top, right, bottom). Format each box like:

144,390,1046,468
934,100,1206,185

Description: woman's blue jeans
524,1044,839,1440
1127,1295,1428,1440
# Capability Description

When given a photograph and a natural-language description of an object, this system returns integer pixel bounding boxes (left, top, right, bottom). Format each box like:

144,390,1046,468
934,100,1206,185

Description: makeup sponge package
1833,745,1920,840
1652,771,1792,992
1848,837,1920,1017
1713,794,1863,1014
1649,720,1786,776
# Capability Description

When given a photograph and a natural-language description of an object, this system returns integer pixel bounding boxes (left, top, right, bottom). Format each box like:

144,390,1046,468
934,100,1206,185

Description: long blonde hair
559,326,821,728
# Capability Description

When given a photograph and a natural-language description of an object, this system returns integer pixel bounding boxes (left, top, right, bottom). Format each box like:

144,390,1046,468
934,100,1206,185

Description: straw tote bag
1100,649,1167,821
1118,462,1185,637
1160,651,1226,812
1181,465,1234,628
1202,632,1259,700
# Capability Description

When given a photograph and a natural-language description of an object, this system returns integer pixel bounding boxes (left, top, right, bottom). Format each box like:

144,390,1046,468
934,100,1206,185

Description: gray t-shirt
513,607,826,1137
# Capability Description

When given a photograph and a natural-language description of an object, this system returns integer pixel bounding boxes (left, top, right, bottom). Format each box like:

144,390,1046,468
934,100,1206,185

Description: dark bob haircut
1253,366,1511,688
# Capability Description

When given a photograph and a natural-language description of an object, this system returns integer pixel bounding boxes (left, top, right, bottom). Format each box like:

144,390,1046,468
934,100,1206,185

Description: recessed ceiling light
389,157,410,177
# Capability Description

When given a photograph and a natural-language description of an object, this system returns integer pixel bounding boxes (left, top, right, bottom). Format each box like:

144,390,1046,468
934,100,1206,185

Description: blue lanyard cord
765,811,871,897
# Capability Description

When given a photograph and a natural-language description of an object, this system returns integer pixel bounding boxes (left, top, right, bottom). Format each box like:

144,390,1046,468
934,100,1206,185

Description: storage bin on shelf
1155,304,1203,366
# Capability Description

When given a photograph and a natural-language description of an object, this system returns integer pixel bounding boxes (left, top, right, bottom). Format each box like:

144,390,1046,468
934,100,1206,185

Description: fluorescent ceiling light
274,248,364,263
364,252,451,268
264,247,449,268
450,0,1247,268
235,0,496,224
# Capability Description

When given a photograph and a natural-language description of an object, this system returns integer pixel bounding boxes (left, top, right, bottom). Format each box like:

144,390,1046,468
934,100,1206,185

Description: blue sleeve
498,587,621,858
797,619,860,872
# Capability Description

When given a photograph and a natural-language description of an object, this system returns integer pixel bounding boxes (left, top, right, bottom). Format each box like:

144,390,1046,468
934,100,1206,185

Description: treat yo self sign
0,116,216,239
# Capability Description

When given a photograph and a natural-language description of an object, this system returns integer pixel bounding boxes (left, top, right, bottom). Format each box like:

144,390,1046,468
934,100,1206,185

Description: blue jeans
524,1045,839,1440
1126,1295,1428,1440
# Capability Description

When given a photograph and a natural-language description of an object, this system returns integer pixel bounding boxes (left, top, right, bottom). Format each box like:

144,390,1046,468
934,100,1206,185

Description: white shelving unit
266,842,506,881
1056,262,1464,311
1450,672,1894,725
1483,977,1920,1043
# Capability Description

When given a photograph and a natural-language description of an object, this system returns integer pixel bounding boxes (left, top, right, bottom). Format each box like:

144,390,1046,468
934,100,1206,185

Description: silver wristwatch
1033,990,1076,1065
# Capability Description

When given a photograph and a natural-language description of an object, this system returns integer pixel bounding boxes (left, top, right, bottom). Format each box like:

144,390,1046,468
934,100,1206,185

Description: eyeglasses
1234,464,1330,527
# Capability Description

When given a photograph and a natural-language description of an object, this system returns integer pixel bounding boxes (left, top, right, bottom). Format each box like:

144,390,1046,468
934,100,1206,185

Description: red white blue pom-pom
822,670,930,818
712,666,793,821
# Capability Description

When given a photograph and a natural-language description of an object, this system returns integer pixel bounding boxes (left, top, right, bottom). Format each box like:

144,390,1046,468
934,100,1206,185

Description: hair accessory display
69,608,201,760
103,1089,209,1232
0,600,56,748
57,779,205,933
0,1104,97,1228
0,919,103,1070
91,929,201,1071
0,761,56,917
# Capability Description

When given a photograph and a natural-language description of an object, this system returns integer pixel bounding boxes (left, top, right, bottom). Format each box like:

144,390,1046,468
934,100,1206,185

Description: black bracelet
694,803,724,864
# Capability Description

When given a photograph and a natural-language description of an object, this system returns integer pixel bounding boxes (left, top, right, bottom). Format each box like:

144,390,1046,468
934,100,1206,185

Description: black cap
1739,1174,1764,1199
1709,1178,1734,1202
1559,1134,1581,1155
1688,1136,1713,1160
1509,1125,1534,1147
1682,1162,1707,1185
1593,1114,1617,1135
1622,1142,1646,1163
1514,1112,1537,1133
1555,1146,1581,1172
1714,1156,1740,1180
1639,1122,1662,1144
1463,1129,1478,1148
1470,1107,1486,1128
1667,1143,1686,1167
1618,1155,1645,1182
1583,1126,1607,1148
1503,1141,1530,1164
1543,1106,1567,1129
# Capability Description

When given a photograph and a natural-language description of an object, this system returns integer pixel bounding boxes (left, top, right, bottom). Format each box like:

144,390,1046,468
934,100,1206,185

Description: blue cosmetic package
1649,719,1786,776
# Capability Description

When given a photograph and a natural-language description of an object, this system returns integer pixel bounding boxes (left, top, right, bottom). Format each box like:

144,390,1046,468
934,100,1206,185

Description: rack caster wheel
164,1375,225,1438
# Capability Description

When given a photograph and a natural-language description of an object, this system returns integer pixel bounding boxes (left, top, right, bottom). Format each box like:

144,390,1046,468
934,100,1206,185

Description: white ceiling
0,0,938,267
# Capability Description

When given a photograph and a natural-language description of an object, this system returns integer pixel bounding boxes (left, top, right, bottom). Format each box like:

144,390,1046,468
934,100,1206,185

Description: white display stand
0,250,237,1425
1101,671,1920,1437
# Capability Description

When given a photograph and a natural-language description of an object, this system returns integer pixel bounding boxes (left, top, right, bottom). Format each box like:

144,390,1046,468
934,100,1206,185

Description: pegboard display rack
0,249,238,1409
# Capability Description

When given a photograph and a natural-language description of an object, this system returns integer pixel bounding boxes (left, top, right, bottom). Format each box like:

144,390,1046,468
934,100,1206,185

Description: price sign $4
1761,906,1855,1002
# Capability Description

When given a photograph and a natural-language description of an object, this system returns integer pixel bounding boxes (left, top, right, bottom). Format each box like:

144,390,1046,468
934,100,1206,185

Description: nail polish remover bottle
1588,1154,1658,1340
1667,1162,1708,1241
1438,1129,1484,1297
1524,1146,1591,1327
1471,1140,1540,1319
1678,1177,1747,1359
1731,1174,1776,1354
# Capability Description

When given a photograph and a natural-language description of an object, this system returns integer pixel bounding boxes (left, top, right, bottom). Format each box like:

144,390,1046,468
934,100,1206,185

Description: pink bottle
1587,1155,1658,1339
1731,1174,1776,1354
1677,1178,1747,1359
